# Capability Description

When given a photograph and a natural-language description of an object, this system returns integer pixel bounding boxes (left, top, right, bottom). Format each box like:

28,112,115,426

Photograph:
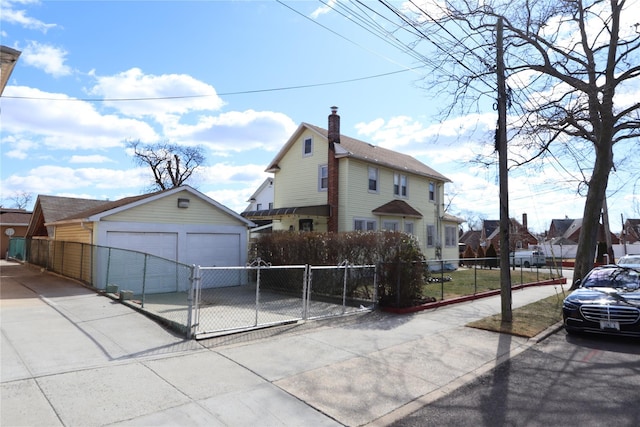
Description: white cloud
1,165,147,195
173,109,297,153
87,68,225,120
2,86,159,150
1,0,58,32
68,155,114,164
310,0,336,19
21,41,72,77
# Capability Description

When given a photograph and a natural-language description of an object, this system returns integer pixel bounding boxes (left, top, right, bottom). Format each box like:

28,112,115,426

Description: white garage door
186,233,240,267
106,232,178,260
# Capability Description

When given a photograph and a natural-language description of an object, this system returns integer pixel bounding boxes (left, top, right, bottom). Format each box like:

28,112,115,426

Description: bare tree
127,140,206,191
1,192,33,210
382,0,639,284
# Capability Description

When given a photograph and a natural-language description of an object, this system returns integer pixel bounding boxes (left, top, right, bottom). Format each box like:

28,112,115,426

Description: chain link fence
192,260,377,339
24,239,377,339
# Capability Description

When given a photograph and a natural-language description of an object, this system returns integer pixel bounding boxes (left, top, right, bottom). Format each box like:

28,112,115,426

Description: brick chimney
327,106,340,233
522,213,528,230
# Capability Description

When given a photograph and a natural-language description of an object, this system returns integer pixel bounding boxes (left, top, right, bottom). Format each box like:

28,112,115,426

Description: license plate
600,320,620,330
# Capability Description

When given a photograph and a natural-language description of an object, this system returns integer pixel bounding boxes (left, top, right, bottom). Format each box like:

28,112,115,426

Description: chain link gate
189,260,376,339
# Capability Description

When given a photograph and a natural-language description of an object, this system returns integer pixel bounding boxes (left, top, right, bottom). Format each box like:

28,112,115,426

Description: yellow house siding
337,158,452,258
102,190,244,226
54,223,92,244
274,130,328,209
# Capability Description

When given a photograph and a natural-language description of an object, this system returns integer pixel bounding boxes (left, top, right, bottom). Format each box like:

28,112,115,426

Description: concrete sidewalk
1,261,569,427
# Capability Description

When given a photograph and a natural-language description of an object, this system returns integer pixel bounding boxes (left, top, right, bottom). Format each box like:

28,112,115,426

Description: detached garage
26,186,255,291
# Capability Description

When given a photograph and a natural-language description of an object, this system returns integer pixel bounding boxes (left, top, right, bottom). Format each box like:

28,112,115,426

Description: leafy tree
384,0,639,285
127,140,205,191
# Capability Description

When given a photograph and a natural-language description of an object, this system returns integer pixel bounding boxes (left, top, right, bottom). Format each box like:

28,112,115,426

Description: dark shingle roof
372,200,422,217
304,123,450,182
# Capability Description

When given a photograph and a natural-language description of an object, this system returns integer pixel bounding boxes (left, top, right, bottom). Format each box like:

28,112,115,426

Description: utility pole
497,17,512,322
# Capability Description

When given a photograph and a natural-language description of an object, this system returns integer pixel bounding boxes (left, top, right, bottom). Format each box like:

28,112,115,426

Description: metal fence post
187,265,199,339
303,264,310,320
141,254,148,308
339,260,349,313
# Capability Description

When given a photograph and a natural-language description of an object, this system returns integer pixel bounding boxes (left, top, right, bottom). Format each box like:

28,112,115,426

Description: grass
466,292,567,338
421,267,557,301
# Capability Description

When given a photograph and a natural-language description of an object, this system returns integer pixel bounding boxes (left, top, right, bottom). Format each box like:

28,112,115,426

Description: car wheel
524,261,530,268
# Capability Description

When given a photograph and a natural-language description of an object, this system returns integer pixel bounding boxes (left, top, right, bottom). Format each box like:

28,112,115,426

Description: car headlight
562,298,579,310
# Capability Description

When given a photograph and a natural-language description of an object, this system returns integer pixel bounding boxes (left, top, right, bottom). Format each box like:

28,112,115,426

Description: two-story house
243,107,461,261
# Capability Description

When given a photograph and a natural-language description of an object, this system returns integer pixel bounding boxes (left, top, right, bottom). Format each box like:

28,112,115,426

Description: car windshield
583,268,640,289
619,255,640,265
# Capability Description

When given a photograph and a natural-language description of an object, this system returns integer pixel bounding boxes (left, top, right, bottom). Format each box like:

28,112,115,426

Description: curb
381,277,567,314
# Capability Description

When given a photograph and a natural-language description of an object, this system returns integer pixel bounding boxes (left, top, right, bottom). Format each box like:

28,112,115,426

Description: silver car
618,254,640,269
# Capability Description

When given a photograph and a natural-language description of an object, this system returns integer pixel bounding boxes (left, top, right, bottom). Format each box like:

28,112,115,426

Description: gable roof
266,122,450,182
27,195,110,237
28,186,253,237
372,200,422,218
0,209,32,226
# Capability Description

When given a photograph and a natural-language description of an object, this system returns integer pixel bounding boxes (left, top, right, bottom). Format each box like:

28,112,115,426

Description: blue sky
1,0,638,233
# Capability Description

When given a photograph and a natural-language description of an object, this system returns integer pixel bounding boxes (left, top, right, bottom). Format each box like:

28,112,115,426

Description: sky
1,0,638,234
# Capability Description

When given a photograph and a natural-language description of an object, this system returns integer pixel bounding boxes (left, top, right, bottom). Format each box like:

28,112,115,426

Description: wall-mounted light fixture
177,198,190,208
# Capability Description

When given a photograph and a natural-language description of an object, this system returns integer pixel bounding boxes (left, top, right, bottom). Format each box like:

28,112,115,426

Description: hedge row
254,231,427,308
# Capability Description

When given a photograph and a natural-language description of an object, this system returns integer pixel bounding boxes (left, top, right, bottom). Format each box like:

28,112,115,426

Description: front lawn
422,267,558,301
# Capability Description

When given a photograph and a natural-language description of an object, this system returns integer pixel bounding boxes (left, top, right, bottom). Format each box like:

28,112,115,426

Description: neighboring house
479,214,539,253
544,217,620,245
244,177,274,213
242,107,462,260
623,218,640,244
26,186,254,268
1,45,21,95
0,208,31,259
243,177,275,236
458,229,481,254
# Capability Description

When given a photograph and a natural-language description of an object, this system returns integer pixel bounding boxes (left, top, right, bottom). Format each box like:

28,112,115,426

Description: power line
1,67,421,102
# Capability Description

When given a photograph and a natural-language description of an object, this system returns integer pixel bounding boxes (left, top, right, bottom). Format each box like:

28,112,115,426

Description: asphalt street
391,331,640,427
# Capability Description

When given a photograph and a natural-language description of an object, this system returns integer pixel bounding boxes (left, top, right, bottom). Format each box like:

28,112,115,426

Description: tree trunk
572,142,614,288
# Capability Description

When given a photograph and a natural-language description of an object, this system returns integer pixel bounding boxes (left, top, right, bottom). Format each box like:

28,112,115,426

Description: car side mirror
573,279,582,288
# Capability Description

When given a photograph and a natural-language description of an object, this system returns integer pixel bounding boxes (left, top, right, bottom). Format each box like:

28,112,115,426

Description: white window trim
318,164,328,192
354,217,377,232
426,224,435,247
368,167,379,193
303,137,313,157
404,221,414,235
394,173,408,198
445,225,457,247
383,220,400,231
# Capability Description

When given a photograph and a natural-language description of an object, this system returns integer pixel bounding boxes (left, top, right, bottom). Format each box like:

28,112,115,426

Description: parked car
509,250,546,268
618,254,640,269
427,262,457,273
563,265,640,337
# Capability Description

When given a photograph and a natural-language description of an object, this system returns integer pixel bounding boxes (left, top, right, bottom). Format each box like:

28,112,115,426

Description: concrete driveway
1,260,568,426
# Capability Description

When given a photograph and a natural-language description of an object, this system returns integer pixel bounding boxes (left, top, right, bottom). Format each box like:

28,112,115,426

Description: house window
303,137,313,157
299,219,313,232
427,224,435,247
445,226,457,247
318,164,328,191
268,202,273,209
383,221,399,231
354,218,376,231
256,203,262,210
368,167,379,192
404,222,414,235
394,173,407,197
429,182,435,201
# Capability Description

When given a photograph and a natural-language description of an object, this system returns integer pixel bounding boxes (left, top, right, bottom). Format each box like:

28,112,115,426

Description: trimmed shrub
254,231,426,307
485,244,498,269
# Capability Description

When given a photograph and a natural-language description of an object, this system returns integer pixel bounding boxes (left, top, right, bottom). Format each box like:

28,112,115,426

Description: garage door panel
106,232,177,260
186,233,240,267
